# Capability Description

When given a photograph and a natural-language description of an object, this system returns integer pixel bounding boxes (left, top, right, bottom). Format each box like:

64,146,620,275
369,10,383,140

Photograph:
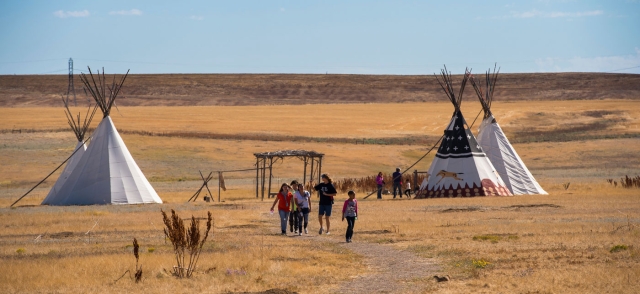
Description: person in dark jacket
392,168,403,198
314,174,337,235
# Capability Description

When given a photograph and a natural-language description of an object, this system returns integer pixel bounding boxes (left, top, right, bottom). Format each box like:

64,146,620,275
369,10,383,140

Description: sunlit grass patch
472,259,491,269
610,244,628,253
472,234,518,243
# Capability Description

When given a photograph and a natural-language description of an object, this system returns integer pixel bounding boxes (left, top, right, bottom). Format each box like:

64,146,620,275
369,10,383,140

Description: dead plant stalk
161,209,213,278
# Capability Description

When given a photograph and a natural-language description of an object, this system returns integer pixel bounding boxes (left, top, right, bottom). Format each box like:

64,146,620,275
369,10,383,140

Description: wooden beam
302,156,308,186
317,156,322,198
217,172,221,203
255,158,259,199
309,157,314,187
261,158,266,201
267,157,273,199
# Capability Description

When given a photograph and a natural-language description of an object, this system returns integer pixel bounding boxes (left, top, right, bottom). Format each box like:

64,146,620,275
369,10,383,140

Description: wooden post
267,157,273,199
261,158,266,201
303,156,308,185
413,170,418,191
317,156,322,198
309,157,315,186
255,157,259,199
218,172,221,202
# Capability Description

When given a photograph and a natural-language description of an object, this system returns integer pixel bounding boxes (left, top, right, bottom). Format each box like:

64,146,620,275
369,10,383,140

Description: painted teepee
41,100,98,205
469,66,547,195
415,67,512,198
43,67,162,205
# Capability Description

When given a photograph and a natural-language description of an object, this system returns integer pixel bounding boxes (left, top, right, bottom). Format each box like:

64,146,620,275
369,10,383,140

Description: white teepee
470,66,547,195
43,68,162,205
415,68,512,198
42,101,97,205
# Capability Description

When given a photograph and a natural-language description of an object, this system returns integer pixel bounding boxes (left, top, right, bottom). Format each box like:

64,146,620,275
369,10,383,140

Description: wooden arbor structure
254,150,324,200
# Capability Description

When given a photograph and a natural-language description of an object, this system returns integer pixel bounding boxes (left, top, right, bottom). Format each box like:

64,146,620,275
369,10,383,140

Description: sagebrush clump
161,209,213,278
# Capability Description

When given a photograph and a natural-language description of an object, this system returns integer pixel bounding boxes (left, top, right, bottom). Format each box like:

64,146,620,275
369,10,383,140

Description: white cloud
53,10,90,18
109,9,143,16
535,49,640,73
509,9,603,18
280,7,285,12
190,15,204,21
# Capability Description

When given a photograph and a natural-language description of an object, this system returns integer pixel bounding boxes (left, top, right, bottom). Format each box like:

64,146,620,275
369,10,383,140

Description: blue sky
0,0,639,75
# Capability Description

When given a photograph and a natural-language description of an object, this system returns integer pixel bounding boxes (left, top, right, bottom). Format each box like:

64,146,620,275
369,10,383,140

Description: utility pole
67,58,77,106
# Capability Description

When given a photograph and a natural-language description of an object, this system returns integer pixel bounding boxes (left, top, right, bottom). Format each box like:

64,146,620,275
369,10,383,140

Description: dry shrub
607,175,640,189
333,174,427,193
133,238,142,283
114,238,143,284
161,209,213,278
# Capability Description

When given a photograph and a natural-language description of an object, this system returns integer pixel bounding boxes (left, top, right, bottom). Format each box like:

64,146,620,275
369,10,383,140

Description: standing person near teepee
375,172,384,199
392,168,403,198
314,174,337,235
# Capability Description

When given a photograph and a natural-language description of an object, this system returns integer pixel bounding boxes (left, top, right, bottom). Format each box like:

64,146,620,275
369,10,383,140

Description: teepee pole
10,136,91,207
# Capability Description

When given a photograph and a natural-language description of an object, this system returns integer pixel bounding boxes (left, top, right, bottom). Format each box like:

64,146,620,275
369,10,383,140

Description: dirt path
334,241,440,293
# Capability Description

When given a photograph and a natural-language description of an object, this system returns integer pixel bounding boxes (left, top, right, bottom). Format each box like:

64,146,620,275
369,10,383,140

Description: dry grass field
1,72,640,107
1,99,639,293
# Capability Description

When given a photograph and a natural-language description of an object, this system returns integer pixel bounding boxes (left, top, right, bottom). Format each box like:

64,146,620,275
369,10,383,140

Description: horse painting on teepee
415,67,512,198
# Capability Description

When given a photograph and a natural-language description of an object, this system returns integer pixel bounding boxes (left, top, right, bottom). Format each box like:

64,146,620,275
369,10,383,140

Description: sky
0,0,639,75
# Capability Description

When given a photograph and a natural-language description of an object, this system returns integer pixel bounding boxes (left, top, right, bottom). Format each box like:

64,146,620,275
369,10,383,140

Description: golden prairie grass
0,202,362,293
0,187,638,293
1,100,639,139
2,131,639,205
0,101,639,293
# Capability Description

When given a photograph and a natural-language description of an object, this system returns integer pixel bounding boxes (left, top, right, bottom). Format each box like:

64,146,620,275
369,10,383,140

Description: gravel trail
335,240,440,293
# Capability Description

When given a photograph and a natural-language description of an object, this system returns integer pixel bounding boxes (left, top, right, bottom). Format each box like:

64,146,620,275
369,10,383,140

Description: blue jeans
297,208,309,231
289,210,299,232
345,216,356,240
377,184,383,199
393,183,402,198
278,210,289,233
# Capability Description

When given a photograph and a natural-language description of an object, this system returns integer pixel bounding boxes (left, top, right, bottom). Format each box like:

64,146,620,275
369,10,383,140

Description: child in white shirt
294,184,311,235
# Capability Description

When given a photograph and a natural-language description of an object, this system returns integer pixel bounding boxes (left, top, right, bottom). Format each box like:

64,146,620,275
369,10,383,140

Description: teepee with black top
415,67,512,198
44,67,162,205
469,65,547,195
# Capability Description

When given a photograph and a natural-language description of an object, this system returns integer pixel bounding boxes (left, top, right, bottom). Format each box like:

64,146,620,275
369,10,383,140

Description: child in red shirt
271,183,293,235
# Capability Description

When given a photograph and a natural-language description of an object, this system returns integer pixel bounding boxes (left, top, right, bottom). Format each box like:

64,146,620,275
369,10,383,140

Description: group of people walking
270,173,359,243
376,168,413,199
